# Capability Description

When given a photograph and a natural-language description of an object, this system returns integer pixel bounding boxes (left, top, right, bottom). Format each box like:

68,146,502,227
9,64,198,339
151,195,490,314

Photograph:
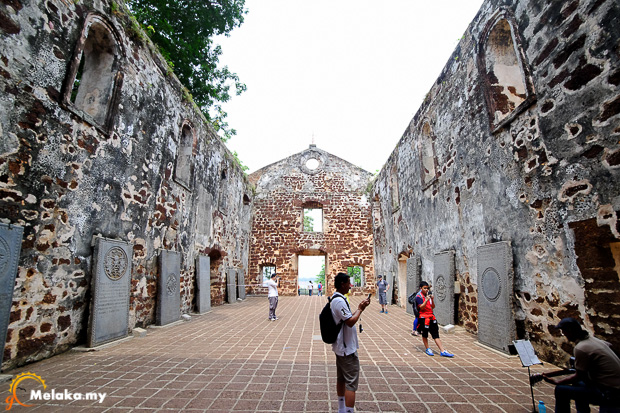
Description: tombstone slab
227,268,237,303
406,257,420,316
477,241,515,353
0,224,23,365
433,250,455,326
195,255,211,313
87,237,132,347
157,250,181,326
237,268,246,300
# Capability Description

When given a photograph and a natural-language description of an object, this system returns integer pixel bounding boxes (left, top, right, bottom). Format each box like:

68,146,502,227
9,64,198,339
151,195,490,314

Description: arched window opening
174,123,195,189
478,11,535,132
420,122,438,189
64,14,124,131
390,165,400,211
219,167,228,212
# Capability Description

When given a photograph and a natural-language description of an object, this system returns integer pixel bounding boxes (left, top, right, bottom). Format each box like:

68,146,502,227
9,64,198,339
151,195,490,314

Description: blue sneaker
384,310,388,314
425,348,434,356
440,351,454,358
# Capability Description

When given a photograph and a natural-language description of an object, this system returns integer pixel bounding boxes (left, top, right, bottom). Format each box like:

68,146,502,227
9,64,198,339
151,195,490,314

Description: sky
216,0,485,174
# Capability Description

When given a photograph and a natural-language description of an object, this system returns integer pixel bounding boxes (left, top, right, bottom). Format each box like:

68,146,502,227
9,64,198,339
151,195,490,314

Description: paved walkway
2,295,570,412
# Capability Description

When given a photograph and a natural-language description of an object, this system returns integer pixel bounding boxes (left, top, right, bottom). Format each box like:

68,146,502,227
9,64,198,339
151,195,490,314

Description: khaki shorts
336,352,360,391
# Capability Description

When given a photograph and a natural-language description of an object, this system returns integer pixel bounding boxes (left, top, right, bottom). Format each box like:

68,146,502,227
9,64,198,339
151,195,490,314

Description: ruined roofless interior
1,0,619,370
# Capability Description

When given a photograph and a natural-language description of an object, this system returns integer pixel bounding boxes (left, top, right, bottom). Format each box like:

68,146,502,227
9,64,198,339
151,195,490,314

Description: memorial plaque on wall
237,268,246,300
433,250,455,326
0,224,23,365
227,268,237,303
87,238,132,347
157,250,181,326
406,257,420,316
477,241,515,353
195,255,211,313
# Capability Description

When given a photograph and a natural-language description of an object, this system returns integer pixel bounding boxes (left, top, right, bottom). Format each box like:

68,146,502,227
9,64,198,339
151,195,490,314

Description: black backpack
408,292,420,318
319,294,350,344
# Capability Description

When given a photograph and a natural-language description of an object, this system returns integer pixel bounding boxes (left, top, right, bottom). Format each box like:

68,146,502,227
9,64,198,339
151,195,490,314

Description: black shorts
417,317,439,339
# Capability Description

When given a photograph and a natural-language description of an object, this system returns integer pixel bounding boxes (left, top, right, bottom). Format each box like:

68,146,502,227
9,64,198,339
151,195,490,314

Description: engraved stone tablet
406,257,420,316
433,250,455,325
88,238,132,347
477,241,515,353
227,268,237,303
237,268,246,300
195,255,211,313
157,250,181,326
0,224,23,365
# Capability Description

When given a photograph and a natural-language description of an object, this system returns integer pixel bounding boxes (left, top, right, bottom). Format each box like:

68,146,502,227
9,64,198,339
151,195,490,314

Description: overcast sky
216,0,485,174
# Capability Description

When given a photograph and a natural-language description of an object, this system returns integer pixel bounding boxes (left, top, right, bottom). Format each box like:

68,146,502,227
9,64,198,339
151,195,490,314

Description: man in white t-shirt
266,273,279,321
331,272,370,413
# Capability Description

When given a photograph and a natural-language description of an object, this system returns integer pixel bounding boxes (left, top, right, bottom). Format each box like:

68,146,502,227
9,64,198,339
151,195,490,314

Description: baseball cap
554,318,581,331
378,274,383,278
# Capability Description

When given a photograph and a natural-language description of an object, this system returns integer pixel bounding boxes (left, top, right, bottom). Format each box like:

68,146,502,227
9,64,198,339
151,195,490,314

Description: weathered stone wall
372,0,620,364
248,146,375,296
0,0,252,369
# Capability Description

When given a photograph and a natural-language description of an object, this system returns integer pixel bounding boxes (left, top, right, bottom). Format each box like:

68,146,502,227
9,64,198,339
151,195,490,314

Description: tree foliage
126,0,247,142
303,214,314,232
315,264,325,284
347,266,362,287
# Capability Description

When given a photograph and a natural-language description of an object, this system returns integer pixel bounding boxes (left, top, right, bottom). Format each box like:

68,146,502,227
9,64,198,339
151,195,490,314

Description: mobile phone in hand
367,293,372,301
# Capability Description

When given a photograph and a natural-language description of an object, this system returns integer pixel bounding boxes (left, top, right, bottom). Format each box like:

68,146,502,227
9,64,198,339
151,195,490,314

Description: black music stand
513,340,543,412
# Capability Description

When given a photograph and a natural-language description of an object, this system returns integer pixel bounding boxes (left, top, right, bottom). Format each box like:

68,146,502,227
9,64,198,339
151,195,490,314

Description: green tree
347,266,362,287
126,0,247,142
303,214,314,232
315,264,325,284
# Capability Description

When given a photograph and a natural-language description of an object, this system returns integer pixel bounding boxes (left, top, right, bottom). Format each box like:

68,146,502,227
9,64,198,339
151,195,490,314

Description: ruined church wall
372,0,619,364
0,0,252,369
248,147,374,296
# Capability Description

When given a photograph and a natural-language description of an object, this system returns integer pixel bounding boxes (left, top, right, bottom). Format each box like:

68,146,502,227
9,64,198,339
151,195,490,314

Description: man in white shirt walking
331,272,370,413
266,273,280,321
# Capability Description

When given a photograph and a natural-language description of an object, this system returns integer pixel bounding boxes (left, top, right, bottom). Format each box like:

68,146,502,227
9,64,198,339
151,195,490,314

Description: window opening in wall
306,158,320,170
478,10,535,132
298,255,325,295
303,207,323,232
420,122,438,189
243,194,251,205
261,265,276,284
347,266,364,287
219,167,228,212
174,123,195,189
65,16,123,129
390,165,400,211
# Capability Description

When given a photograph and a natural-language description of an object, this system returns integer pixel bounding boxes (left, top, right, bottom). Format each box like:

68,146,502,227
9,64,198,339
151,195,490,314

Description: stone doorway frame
295,249,328,295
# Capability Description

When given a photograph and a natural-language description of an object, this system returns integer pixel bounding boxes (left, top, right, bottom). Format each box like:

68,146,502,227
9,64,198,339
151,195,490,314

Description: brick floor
2,295,588,412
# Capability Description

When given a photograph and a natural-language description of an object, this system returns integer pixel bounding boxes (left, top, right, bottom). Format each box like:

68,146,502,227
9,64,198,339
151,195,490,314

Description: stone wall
372,0,620,364
248,146,375,296
0,0,252,369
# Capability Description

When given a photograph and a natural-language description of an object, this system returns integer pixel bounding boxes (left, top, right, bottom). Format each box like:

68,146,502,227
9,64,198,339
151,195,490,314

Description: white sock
345,407,355,413
338,396,345,412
